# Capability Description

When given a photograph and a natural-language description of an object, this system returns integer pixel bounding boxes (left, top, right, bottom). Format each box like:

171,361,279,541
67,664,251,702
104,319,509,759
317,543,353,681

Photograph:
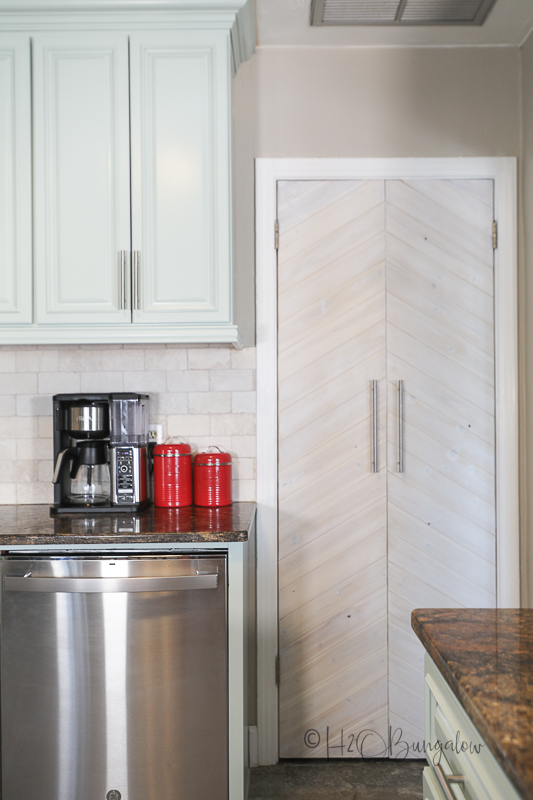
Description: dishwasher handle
3,574,218,593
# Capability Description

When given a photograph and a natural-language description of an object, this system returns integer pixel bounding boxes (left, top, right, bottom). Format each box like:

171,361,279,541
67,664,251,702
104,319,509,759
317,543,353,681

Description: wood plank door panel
278,180,388,759
386,179,496,748
277,177,497,760
33,33,131,325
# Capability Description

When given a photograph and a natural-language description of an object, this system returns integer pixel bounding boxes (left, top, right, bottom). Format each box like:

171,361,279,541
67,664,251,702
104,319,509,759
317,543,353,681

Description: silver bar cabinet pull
431,762,465,800
4,574,218,593
119,250,126,310
133,250,140,310
398,380,404,473
372,380,378,473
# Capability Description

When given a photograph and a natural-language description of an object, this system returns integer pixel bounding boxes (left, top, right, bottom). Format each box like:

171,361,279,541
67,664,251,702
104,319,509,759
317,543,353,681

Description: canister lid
154,439,192,456
195,446,232,465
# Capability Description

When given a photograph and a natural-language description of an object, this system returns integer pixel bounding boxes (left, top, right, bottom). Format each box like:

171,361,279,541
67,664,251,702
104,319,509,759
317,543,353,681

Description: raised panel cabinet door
0,35,32,323
129,31,232,324
277,180,388,759
386,179,496,750
33,33,131,325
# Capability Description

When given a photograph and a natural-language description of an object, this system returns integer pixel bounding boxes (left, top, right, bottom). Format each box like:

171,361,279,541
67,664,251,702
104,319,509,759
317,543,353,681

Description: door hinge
493,221,498,250
275,219,279,250
275,654,280,685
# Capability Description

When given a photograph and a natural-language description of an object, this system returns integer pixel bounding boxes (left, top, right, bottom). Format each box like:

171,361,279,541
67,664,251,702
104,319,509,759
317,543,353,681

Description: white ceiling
255,0,533,47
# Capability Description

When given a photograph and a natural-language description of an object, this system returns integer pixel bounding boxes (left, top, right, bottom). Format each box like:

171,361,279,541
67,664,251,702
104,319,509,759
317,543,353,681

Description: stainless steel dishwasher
0,552,228,800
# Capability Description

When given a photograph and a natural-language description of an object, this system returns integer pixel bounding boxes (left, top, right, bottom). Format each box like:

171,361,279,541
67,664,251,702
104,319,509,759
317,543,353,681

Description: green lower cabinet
423,766,445,800
424,655,522,800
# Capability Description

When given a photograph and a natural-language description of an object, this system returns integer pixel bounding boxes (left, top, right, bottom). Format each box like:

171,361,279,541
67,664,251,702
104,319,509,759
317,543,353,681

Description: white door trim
255,157,519,765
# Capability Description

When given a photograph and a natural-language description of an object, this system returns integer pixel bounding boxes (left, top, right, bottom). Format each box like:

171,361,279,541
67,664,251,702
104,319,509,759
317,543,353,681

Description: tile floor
248,759,426,800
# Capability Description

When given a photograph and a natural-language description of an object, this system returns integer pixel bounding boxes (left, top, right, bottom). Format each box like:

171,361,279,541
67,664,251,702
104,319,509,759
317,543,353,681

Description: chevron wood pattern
278,180,388,758
386,179,496,749
277,178,496,760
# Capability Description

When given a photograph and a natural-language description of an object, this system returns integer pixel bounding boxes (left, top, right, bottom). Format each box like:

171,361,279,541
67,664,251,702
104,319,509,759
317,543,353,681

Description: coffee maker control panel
116,448,134,502
110,445,147,506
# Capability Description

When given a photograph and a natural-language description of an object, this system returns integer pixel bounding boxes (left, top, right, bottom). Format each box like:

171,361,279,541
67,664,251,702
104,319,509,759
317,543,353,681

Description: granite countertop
412,609,533,800
0,503,256,545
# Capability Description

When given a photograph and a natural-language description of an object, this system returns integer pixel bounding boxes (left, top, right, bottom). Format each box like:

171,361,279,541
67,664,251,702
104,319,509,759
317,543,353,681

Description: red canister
194,447,232,507
153,440,193,507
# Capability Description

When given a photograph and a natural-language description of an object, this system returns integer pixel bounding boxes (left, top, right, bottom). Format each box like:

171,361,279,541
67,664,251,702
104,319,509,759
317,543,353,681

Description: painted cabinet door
129,31,232,324
0,35,32,323
33,33,131,325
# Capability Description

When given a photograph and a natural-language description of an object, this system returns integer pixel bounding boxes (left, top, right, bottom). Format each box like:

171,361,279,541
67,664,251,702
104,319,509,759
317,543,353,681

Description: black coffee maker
51,393,150,514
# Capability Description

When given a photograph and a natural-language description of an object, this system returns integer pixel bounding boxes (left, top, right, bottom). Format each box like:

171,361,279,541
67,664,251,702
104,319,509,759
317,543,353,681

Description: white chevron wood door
386,179,496,749
278,180,389,759
277,178,496,759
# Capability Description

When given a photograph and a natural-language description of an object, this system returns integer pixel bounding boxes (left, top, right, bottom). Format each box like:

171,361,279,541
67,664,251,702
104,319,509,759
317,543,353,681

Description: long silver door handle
133,250,140,310
3,574,218,593
119,250,127,310
372,380,378,473
398,380,404,473
430,762,465,800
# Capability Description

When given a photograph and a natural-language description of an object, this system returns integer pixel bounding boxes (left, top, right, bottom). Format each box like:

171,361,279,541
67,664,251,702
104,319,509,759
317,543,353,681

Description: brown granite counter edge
0,531,249,546
0,503,256,545
411,611,531,800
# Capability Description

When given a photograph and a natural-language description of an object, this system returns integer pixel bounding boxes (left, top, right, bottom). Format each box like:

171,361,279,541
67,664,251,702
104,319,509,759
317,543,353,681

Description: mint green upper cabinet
32,33,132,325
0,35,32,323
0,2,254,344
130,31,231,325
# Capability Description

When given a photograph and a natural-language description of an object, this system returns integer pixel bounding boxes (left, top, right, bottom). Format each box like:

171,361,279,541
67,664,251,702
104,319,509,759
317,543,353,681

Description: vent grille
402,0,486,21
323,0,398,22
312,0,497,25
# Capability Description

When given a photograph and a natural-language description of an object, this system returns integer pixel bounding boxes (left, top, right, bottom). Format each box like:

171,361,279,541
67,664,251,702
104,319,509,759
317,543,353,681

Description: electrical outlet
148,424,163,444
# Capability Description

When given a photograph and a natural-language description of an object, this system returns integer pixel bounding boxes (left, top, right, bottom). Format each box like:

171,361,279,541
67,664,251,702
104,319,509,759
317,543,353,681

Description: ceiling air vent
311,0,498,25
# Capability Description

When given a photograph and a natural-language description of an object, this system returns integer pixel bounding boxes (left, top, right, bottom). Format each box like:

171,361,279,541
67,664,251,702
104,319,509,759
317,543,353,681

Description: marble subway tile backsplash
0,344,256,505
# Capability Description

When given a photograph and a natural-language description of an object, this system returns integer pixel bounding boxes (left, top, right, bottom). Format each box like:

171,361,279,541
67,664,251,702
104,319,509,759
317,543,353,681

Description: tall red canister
153,439,193,507
194,447,232,507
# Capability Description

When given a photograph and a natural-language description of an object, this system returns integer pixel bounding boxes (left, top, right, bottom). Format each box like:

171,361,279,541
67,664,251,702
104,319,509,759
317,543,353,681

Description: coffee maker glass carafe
69,441,110,506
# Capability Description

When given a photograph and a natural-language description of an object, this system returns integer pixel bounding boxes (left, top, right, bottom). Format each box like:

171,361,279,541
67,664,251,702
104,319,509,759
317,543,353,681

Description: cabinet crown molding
0,0,251,10
0,0,255,73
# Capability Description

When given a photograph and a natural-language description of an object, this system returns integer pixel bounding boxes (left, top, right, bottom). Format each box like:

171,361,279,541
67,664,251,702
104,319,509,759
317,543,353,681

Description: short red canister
153,440,193,507
194,447,232,507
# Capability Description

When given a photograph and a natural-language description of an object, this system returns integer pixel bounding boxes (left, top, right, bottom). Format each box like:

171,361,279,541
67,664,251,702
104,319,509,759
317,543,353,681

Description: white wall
520,30,533,607
254,46,520,157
